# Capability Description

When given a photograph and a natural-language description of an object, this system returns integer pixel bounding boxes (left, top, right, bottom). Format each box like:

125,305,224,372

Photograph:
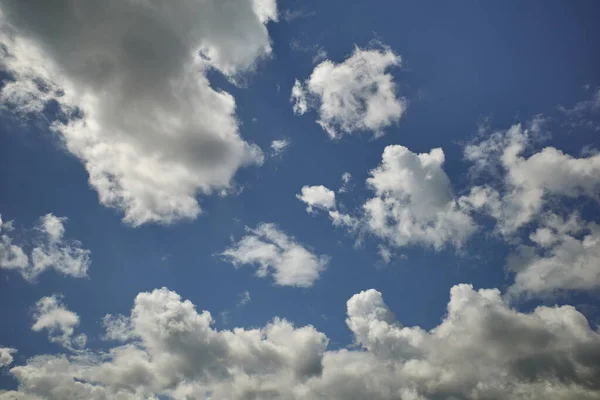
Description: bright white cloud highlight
2,285,600,399
32,295,86,350
0,213,90,281
291,46,406,138
363,145,476,249
0,1,278,226
0,347,16,368
296,185,337,212
270,139,291,156
221,223,329,287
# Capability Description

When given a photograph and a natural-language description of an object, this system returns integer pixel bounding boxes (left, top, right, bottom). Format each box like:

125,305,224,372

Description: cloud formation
296,185,336,213
0,0,278,226
298,145,476,250
221,223,329,287
32,295,86,350
291,46,406,138
2,285,600,399
0,347,16,368
0,213,90,281
463,123,600,234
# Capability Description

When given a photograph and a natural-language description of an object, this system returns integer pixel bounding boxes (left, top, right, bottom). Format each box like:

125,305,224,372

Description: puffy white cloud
296,185,336,212
463,123,600,234
221,223,329,287
0,0,278,226
0,213,90,281
3,285,600,399
362,145,476,249
291,46,406,138
270,139,291,156
506,213,600,298
298,145,476,251
0,347,16,368
32,295,86,350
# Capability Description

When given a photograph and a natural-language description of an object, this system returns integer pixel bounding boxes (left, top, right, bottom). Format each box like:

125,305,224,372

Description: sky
1,1,600,399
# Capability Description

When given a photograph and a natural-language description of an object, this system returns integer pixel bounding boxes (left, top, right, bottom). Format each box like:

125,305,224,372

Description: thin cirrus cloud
1,286,599,399
291,46,407,139
0,0,278,226
0,213,90,281
221,223,329,287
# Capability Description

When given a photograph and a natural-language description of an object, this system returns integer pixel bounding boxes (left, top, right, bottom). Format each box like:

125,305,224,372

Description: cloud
282,8,316,22
558,87,600,116
0,0,278,226
291,46,406,138
462,123,600,235
238,291,252,307
506,213,600,298
300,145,476,251
0,347,16,368
339,172,352,193
296,185,337,213
31,295,86,350
270,139,291,156
0,213,90,281
3,285,600,399
221,223,329,287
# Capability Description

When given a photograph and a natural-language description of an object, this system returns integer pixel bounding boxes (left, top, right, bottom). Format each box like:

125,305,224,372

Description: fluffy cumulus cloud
2,285,600,399
0,0,278,226
462,123,600,234
291,46,406,138
31,295,86,351
296,185,336,212
298,145,476,250
0,347,16,368
458,122,600,295
221,223,329,287
363,145,476,249
0,213,90,281
506,213,600,299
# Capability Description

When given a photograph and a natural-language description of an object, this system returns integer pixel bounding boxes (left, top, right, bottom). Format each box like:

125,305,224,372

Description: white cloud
298,145,476,252
291,79,308,115
339,172,352,193
291,46,406,138
378,245,393,264
0,1,278,226
558,86,600,116
221,223,329,287
296,185,337,212
506,213,600,298
238,291,252,307
32,295,86,350
0,216,28,271
3,285,600,399
0,213,90,281
270,139,291,156
362,145,476,249
463,123,600,234
0,347,16,368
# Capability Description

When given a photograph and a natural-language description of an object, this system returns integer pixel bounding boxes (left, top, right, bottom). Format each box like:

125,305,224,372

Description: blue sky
1,1,600,399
